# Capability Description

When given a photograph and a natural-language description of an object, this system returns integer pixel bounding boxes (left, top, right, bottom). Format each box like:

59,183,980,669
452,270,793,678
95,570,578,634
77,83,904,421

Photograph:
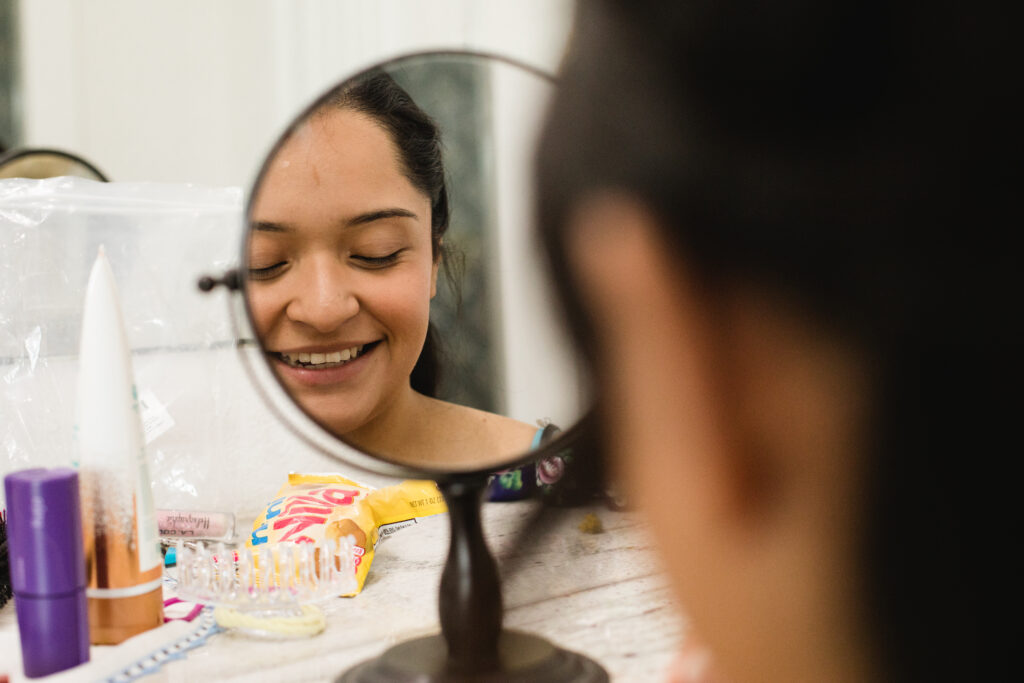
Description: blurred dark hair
322,69,459,397
537,1,1005,680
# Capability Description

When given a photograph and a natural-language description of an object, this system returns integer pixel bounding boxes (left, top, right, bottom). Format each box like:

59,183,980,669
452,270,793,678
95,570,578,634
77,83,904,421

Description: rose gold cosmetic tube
80,483,163,644
76,248,163,644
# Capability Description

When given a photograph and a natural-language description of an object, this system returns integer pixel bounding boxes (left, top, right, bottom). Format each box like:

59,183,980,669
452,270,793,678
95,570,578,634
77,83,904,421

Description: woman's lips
270,341,380,387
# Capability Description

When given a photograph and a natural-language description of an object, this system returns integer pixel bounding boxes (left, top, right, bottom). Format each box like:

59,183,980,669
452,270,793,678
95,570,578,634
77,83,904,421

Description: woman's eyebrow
347,208,419,227
250,208,418,234
252,220,290,233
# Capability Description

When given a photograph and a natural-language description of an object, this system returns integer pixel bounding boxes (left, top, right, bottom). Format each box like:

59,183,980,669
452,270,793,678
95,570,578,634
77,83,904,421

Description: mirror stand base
337,630,608,683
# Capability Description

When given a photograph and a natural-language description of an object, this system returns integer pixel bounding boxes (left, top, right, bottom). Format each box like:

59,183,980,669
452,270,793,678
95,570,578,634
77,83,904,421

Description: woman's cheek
374,269,435,322
249,285,285,337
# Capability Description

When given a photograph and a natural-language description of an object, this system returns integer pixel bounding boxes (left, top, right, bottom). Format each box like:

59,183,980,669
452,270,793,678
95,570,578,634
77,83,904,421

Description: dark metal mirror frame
0,147,110,181
234,49,579,483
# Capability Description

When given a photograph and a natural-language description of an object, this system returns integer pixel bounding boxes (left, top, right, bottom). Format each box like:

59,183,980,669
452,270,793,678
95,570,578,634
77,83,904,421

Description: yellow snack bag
248,473,446,595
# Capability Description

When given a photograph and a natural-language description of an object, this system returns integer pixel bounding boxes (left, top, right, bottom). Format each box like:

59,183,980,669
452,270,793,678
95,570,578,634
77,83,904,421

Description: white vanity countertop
0,501,685,682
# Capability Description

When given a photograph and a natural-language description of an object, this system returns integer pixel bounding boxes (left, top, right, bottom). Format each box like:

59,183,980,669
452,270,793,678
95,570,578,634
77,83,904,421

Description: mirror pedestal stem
438,476,501,674
338,471,608,682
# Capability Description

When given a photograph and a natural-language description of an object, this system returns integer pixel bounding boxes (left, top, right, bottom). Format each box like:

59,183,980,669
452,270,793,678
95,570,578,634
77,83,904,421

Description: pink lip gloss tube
156,509,235,540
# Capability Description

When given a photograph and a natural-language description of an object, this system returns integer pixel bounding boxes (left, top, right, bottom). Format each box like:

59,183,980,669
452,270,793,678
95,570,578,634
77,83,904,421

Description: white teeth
280,344,367,368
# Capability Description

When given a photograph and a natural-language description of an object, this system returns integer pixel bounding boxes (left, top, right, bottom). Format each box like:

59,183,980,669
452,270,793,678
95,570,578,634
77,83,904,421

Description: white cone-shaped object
75,246,163,644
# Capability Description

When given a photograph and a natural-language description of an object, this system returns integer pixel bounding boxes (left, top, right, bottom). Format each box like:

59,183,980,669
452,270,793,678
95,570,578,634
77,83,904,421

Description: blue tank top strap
530,426,545,450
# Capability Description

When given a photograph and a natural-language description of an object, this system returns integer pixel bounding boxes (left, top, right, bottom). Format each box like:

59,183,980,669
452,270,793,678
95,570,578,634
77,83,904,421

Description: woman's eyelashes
247,248,406,280
351,249,404,268
248,261,289,280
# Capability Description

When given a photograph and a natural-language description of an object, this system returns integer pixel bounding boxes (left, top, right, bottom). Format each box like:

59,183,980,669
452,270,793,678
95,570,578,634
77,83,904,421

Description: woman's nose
285,257,358,334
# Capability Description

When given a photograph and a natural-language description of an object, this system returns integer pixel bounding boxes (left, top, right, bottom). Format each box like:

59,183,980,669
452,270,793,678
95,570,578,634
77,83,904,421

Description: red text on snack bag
353,545,365,570
270,488,363,543
273,514,326,542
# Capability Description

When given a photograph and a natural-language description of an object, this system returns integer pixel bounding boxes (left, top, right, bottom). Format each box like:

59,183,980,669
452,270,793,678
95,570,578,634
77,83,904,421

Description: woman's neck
342,390,536,469
343,384,429,461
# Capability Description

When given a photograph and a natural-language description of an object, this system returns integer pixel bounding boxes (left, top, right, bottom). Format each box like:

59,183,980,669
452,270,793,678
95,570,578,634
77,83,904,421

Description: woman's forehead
252,109,428,224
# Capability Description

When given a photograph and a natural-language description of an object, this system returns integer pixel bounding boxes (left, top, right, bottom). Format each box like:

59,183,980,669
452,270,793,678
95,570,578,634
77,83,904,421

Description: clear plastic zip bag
0,177,342,519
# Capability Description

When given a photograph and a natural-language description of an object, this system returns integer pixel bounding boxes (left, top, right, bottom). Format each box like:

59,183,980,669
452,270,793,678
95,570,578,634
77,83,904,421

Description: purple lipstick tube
4,468,90,678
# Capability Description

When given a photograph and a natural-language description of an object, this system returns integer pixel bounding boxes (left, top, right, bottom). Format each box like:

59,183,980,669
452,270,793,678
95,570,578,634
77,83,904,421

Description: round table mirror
238,51,587,479
202,51,605,682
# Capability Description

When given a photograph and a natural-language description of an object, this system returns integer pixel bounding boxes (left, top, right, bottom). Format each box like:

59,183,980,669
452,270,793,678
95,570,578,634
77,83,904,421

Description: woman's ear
430,237,444,300
712,281,870,526
430,257,440,300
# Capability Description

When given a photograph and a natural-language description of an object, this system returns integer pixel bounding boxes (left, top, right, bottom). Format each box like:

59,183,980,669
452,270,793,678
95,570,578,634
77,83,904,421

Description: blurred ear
713,279,870,527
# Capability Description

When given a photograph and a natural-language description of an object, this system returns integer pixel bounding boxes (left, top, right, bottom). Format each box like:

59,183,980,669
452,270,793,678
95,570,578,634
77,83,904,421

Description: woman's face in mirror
247,107,439,440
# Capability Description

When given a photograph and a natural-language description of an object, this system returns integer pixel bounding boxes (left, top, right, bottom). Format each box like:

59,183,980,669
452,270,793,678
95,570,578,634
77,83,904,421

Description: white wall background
16,0,575,187
489,62,584,428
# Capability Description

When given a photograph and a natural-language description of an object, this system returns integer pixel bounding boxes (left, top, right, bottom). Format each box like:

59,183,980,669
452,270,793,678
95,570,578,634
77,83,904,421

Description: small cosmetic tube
4,468,90,678
157,509,235,541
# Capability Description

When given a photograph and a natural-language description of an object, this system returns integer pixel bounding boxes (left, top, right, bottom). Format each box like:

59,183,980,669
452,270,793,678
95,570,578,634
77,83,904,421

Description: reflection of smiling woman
247,73,537,468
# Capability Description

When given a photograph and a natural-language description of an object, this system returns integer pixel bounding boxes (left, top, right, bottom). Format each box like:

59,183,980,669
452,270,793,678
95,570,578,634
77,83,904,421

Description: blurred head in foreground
537,1,1000,681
